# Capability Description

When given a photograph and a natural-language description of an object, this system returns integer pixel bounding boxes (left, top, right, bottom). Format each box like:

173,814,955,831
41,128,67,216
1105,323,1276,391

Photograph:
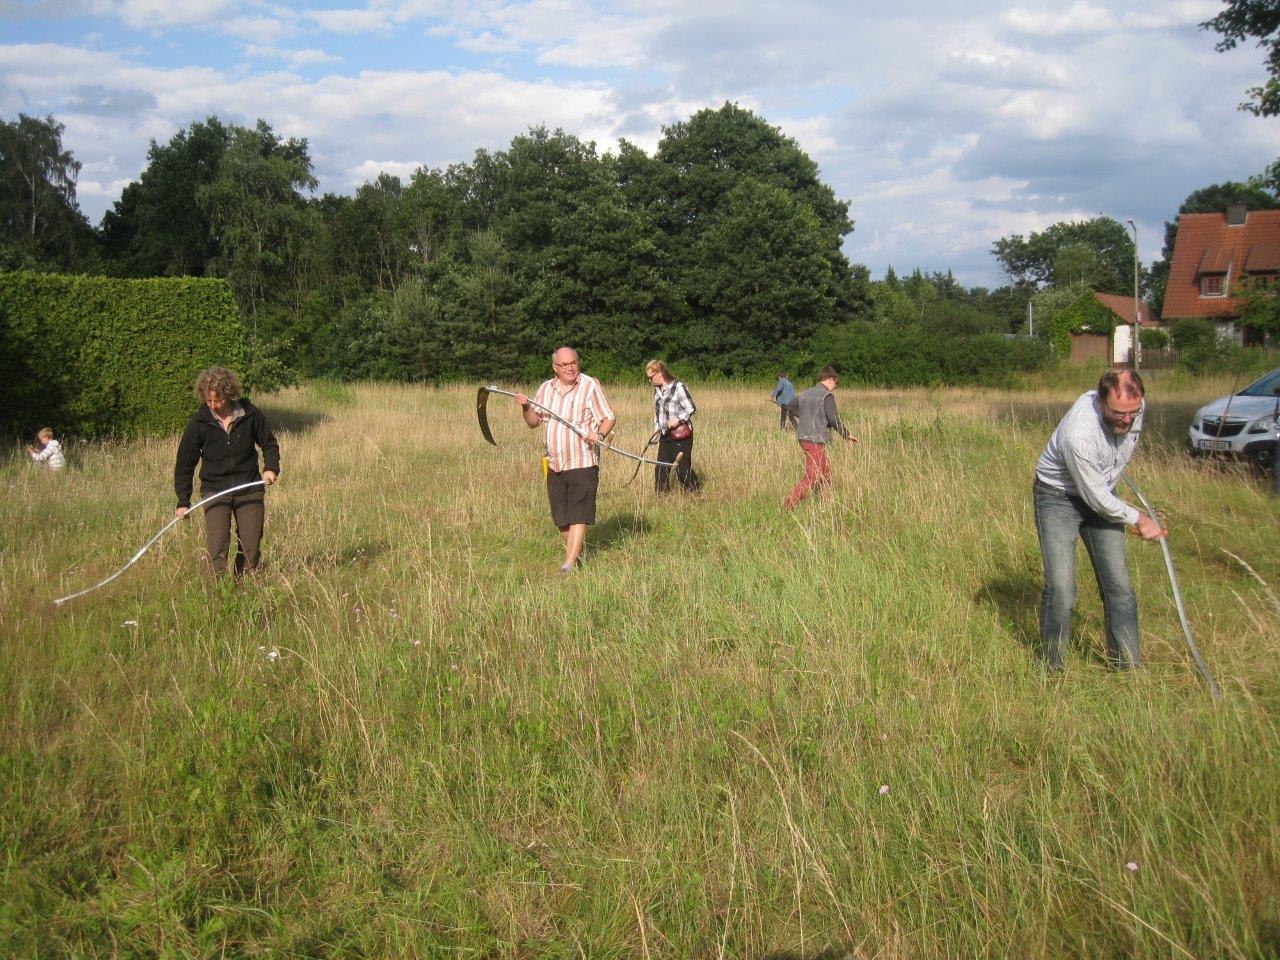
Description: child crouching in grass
27,428,65,471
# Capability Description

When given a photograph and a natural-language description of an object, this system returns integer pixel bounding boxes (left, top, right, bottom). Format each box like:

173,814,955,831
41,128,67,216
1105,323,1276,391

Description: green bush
1138,327,1169,350
806,322,1049,388
0,271,245,438
1169,317,1222,375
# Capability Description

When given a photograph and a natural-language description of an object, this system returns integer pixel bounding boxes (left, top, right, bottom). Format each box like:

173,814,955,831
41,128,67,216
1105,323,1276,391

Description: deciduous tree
1202,0,1280,116
0,113,92,269
196,121,318,325
98,117,230,277
992,217,1137,295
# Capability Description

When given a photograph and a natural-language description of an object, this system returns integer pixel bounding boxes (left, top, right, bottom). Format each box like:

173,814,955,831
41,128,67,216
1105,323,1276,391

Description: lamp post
1125,218,1140,371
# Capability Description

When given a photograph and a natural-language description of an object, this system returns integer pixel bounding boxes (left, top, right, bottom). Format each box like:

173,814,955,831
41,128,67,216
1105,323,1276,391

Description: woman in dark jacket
174,367,280,576
645,359,701,493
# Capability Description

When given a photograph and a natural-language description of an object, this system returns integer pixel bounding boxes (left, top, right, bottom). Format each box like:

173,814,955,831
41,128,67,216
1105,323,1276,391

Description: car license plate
1197,439,1232,451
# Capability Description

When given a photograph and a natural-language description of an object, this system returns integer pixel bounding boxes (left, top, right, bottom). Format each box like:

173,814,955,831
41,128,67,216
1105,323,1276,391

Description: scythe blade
476,385,498,446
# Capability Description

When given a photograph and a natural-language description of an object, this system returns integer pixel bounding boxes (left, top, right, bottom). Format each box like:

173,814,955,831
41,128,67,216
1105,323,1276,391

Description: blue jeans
1033,480,1140,670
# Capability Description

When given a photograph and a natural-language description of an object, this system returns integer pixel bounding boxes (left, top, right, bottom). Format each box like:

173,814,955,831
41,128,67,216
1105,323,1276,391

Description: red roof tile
1164,209,1280,319
1094,292,1160,327
1244,241,1280,273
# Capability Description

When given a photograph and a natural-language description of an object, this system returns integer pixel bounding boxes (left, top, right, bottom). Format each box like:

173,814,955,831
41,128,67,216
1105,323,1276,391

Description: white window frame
1200,274,1226,297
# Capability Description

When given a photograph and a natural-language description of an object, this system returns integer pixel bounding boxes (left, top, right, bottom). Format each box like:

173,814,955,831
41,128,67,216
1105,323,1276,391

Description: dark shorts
546,466,599,528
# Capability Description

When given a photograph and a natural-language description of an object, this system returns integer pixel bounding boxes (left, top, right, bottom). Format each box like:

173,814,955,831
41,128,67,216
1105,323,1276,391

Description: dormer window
1200,274,1225,297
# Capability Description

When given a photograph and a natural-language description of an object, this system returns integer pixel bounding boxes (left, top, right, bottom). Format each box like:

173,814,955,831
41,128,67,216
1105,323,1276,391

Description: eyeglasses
1104,404,1141,422
554,360,579,368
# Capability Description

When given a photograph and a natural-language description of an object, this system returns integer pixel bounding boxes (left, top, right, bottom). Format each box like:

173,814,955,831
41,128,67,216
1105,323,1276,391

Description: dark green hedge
0,272,245,438
804,322,1049,388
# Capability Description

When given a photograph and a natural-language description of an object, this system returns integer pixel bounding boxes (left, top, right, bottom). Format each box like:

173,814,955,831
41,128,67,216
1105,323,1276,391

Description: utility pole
1027,299,1034,336
1126,218,1141,371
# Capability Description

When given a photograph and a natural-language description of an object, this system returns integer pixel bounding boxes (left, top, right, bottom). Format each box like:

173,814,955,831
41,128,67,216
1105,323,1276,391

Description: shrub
0,271,245,437
1169,317,1222,375
807,322,1049,388
1138,327,1170,350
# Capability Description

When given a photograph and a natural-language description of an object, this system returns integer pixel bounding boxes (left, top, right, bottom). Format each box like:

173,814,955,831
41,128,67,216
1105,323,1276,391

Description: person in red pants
783,366,857,509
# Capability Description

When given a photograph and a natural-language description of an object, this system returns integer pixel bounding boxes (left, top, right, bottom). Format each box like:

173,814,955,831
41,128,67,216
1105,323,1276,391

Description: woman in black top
174,367,280,576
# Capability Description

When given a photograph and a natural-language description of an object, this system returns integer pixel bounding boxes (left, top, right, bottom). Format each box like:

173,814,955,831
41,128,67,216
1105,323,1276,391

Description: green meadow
2,372,1278,958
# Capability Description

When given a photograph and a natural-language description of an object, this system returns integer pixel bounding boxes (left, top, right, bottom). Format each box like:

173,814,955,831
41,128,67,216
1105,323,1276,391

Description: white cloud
305,7,391,34
772,114,838,157
221,14,292,43
1002,2,1115,37
349,158,422,185
243,43,341,67
0,41,622,224
89,0,239,29
456,30,521,53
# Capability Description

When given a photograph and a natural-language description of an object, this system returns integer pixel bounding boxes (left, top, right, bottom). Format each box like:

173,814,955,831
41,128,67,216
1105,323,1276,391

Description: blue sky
3,0,1278,286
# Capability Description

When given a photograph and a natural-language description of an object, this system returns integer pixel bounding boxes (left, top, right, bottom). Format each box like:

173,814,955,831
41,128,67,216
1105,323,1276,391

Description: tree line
2,98,1274,390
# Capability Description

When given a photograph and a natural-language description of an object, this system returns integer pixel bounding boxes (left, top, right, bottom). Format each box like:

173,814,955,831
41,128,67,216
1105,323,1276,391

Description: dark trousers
204,492,265,576
1033,480,1139,669
655,434,700,492
779,405,797,430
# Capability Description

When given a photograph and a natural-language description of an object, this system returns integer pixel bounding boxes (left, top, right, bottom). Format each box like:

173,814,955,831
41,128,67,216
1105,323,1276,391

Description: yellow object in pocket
541,455,549,481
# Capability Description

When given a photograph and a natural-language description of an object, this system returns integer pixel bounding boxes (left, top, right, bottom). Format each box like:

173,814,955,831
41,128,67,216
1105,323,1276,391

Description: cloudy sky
2,0,1278,286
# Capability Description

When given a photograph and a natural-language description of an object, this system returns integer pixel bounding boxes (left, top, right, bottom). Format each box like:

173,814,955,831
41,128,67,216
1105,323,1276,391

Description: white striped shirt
1035,390,1143,525
534,372,616,472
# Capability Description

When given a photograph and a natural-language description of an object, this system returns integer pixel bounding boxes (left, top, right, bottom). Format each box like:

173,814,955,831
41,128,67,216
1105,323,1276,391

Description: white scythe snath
54,479,268,606
1120,471,1221,701
476,385,681,469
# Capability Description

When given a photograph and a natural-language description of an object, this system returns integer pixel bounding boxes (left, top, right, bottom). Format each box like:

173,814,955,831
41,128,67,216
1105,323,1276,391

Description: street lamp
1125,218,1140,371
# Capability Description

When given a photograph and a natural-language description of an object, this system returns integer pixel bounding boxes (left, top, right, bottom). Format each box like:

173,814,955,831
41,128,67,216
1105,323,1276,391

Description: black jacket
174,398,281,507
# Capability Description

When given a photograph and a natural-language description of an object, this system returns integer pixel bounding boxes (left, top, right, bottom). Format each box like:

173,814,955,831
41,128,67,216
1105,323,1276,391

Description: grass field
3,370,1279,958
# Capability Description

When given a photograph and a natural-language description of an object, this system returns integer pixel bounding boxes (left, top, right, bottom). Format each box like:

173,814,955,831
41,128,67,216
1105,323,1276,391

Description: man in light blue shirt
1033,369,1166,671
771,372,797,430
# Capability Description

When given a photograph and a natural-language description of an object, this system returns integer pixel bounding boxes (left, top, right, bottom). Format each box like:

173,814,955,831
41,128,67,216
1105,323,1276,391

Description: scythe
476,385,680,469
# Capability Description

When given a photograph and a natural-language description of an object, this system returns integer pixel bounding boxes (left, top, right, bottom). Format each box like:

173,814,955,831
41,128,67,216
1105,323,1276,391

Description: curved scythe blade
476,385,498,446
624,429,661,487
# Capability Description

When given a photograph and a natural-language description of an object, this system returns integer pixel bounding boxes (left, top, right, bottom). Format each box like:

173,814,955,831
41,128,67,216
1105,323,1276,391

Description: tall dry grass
2,372,1278,958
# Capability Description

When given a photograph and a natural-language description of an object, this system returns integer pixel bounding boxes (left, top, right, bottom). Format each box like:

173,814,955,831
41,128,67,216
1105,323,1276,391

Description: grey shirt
1035,390,1143,526
790,384,849,445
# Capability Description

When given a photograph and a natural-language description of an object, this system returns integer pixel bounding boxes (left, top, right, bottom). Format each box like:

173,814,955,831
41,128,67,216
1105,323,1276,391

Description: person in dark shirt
174,367,280,577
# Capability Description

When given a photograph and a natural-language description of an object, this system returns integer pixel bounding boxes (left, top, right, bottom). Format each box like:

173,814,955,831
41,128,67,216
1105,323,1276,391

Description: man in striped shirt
514,347,617,573
1033,369,1166,671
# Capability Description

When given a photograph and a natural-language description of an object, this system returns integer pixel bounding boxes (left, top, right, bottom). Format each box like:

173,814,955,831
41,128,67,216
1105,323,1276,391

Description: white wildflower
878,784,890,796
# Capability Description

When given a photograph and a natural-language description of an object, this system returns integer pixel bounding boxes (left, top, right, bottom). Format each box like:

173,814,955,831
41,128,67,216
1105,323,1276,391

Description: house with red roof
1163,205,1280,344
